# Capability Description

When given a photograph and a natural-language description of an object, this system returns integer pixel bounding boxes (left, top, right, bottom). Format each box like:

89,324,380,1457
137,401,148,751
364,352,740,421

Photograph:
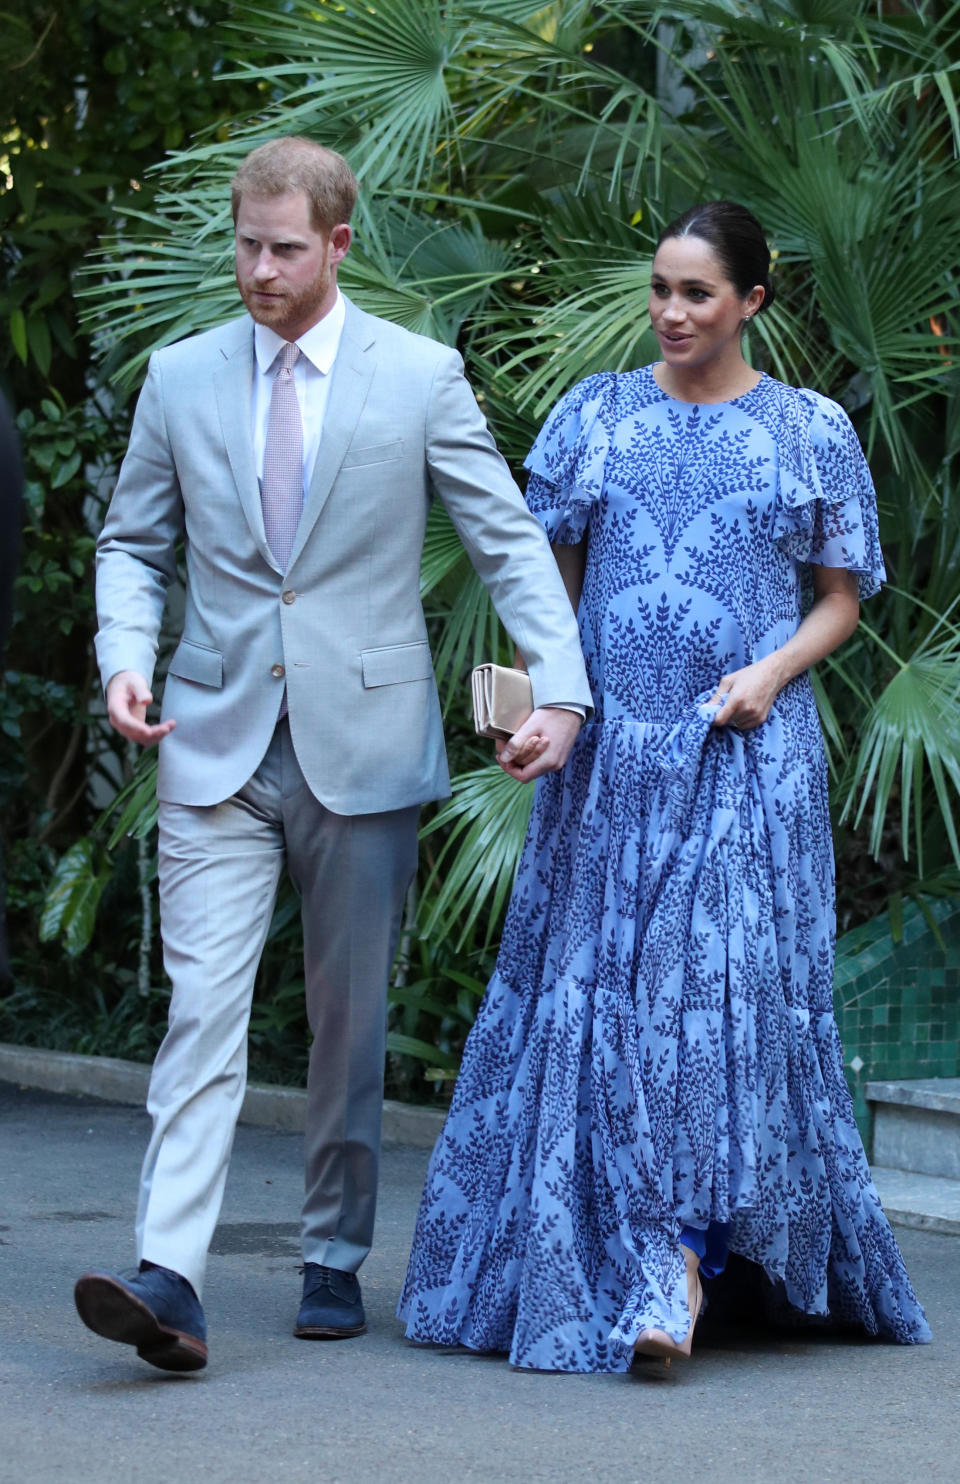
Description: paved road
2,1081,955,1484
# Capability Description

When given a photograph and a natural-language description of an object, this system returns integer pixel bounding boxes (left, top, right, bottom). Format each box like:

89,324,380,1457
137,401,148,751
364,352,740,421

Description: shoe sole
293,1322,367,1340
74,1274,208,1372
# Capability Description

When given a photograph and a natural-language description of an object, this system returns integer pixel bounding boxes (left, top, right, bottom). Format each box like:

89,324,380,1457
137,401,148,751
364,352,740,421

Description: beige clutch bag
471,663,534,740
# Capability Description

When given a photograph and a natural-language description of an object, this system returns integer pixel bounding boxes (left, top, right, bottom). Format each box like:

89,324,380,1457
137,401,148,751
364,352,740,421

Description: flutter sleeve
772,386,885,600
522,372,615,544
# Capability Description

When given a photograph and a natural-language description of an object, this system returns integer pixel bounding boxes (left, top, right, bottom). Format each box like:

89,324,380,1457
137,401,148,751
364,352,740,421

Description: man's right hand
105,670,176,746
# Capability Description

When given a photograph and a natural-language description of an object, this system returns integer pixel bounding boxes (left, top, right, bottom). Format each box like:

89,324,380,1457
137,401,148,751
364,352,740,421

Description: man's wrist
541,703,586,720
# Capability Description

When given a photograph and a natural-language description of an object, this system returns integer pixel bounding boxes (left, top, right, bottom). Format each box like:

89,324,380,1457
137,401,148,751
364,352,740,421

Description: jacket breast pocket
361,642,433,689
341,439,404,470
167,639,223,688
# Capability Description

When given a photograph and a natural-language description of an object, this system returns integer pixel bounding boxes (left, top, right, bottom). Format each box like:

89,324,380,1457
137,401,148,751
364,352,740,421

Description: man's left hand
496,707,582,782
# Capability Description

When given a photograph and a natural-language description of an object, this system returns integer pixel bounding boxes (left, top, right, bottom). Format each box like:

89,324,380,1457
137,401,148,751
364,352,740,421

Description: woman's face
648,234,764,373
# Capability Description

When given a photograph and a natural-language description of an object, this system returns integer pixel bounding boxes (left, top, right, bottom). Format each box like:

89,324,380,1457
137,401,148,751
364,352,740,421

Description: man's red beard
236,264,331,335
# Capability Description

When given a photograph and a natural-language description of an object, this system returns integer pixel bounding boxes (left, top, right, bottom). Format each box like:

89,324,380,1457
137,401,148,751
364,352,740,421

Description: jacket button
271,663,285,679
281,589,296,605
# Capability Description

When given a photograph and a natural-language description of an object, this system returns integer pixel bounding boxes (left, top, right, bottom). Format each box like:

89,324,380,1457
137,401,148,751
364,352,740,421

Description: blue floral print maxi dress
399,367,931,1373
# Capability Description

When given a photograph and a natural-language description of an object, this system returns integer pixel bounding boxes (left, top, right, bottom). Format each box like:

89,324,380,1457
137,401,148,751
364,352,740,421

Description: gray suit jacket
95,297,591,813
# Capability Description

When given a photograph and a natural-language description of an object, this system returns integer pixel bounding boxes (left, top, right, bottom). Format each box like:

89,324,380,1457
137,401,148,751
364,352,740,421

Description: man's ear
328,223,352,266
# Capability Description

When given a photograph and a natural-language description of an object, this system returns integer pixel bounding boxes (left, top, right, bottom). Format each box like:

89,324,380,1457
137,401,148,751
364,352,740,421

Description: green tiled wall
833,899,960,1147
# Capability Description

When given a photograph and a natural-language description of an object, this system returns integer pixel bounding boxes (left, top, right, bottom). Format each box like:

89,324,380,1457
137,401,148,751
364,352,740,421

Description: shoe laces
301,1263,357,1300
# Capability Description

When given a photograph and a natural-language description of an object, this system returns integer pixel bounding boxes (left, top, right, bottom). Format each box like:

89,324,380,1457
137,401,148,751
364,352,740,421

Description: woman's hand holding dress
711,654,786,731
712,565,861,731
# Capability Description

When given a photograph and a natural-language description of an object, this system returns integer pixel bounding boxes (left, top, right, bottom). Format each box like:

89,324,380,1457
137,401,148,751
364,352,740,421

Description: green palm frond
343,211,516,345
746,300,834,391
831,1,960,154
487,253,657,413
421,497,513,715
219,0,463,191
102,753,160,847
420,502,472,599
426,565,504,710
612,0,874,145
84,232,236,385
809,666,848,781
796,150,960,471
469,186,656,410
841,609,960,873
611,0,956,149
677,117,960,473
419,764,533,948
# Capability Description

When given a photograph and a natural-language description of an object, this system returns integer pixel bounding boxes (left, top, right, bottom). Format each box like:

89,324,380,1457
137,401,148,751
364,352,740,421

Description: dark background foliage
0,1,268,1063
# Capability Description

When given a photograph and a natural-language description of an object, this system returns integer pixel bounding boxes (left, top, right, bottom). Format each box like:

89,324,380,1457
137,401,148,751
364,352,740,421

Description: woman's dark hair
656,201,775,313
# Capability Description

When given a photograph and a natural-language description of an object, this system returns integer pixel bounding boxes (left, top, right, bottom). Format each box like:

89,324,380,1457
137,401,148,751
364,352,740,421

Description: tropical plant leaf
220,0,462,191
385,1031,460,1069
102,753,160,846
39,839,112,958
484,245,657,414
842,616,960,873
426,568,504,712
419,764,534,948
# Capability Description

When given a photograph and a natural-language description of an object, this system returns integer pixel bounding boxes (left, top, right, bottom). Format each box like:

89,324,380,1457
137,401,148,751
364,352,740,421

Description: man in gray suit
74,137,590,1372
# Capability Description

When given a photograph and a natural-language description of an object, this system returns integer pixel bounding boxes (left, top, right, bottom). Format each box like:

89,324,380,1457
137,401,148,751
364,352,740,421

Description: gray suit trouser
136,718,419,1297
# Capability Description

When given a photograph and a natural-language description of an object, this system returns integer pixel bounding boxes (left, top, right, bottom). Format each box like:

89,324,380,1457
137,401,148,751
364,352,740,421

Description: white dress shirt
252,290,346,498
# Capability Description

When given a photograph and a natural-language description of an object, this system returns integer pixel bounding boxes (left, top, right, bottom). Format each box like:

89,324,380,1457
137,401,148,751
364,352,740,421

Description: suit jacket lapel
287,301,376,570
213,319,282,574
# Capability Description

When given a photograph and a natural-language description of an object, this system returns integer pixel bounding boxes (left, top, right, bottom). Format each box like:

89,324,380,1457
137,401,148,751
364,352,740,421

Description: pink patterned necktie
261,341,303,570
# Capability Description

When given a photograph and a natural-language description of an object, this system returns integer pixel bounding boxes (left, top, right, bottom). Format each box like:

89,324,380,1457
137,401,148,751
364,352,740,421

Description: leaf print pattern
399,367,929,1372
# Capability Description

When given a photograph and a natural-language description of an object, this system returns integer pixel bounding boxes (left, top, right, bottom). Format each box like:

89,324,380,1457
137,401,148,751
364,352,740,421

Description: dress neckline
646,364,767,407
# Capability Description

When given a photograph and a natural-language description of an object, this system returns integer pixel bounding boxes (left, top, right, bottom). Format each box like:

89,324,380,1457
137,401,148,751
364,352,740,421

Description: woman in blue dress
399,202,931,1372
